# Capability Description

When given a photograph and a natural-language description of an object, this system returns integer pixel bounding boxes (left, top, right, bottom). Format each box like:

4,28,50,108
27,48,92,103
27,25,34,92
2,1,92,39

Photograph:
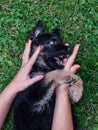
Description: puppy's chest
32,86,55,112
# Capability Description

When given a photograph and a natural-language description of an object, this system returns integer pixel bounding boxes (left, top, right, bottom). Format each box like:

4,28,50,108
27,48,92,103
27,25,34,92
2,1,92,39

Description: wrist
56,90,69,99
7,81,20,94
56,90,69,103
55,89,70,107
56,84,69,97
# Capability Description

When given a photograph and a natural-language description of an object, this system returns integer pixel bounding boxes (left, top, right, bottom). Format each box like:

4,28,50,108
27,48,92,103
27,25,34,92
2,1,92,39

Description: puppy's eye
49,41,54,46
49,40,57,46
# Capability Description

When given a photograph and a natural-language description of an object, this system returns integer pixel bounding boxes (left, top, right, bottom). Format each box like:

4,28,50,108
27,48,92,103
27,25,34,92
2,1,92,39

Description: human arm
52,44,80,130
0,40,44,129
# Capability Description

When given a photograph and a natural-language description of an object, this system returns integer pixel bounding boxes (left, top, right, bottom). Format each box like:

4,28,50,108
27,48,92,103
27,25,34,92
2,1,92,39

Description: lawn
0,0,98,129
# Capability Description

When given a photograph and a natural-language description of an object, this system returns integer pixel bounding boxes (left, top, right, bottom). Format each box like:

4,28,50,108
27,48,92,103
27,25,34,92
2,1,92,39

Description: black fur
13,21,73,130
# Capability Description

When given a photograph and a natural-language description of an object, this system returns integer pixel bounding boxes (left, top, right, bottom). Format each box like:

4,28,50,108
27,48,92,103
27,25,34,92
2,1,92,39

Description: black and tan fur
13,21,83,130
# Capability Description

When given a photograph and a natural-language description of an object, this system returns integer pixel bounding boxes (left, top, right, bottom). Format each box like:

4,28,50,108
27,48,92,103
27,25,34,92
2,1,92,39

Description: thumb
70,65,80,74
27,75,44,86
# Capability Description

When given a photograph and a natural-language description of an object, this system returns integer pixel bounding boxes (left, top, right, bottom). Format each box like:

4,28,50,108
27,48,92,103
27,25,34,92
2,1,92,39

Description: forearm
0,82,18,129
52,90,73,130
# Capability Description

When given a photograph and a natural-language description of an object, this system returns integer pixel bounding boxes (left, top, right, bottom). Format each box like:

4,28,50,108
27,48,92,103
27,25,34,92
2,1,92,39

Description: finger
70,65,80,73
64,44,80,71
63,43,69,64
27,45,41,71
27,75,44,86
65,43,69,46
22,39,32,65
63,58,68,65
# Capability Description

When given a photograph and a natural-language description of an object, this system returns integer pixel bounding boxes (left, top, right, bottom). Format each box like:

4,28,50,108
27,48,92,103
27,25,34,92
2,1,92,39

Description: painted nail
25,42,28,45
26,41,29,45
26,40,32,45
36,45,41,50
39,75,44,79
77,65,81,69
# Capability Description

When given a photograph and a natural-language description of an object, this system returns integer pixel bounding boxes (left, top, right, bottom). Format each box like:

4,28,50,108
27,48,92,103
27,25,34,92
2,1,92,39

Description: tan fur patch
45,70,83,103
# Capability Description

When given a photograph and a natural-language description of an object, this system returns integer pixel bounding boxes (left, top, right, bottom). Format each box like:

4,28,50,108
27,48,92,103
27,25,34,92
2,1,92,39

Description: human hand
56,44,80,95
10,40,44,93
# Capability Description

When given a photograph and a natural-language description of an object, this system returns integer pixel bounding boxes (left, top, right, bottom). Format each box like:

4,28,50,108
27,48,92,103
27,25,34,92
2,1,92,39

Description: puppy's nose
67,47,73,54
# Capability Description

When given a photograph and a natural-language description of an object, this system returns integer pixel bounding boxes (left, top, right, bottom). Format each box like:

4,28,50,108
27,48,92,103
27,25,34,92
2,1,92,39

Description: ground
0,0,98,130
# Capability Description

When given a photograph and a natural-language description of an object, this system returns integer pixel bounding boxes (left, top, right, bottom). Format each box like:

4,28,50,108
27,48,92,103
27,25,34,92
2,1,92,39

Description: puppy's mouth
40,47,73,70
54,55,67,66
37,45,73,70
46,54,70,70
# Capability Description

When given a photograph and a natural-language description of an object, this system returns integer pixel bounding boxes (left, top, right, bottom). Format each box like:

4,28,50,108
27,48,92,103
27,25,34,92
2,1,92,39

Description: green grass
0,0,98,129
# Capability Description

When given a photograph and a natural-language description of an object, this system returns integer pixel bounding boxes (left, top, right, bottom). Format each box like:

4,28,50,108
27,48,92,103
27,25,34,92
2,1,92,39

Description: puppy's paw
60,73,83,103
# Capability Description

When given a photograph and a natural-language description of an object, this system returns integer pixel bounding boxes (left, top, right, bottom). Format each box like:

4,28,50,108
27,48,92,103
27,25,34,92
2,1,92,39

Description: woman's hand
9,40,44,93
64,44,80,73
52,44,80,130
56,44,80,95
0,39,44,129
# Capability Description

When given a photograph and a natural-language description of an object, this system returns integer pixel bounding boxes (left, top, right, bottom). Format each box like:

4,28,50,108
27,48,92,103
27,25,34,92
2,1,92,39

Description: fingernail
36,45,41,50
26,40,32,45
77,65,81,69
65,43,69,46
77,44,80,47
26,41,29,45
39,75,44,79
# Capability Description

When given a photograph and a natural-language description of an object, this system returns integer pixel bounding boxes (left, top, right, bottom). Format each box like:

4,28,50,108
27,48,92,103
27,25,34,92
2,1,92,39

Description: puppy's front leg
44,70,83,103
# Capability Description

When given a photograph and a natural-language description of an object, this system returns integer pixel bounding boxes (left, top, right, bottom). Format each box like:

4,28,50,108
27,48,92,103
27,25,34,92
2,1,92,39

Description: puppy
13,21,83,130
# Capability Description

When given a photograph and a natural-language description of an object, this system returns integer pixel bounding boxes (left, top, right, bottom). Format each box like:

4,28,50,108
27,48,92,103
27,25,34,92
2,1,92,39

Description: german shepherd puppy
13,21,74,130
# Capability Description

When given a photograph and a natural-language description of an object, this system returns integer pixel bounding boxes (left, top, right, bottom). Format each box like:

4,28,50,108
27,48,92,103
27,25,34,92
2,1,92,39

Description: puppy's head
29,21,73,72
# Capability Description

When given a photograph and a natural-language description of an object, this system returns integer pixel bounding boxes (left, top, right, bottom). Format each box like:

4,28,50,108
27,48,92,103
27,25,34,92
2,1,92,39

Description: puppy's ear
53,29,60,37
29,20,43,40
